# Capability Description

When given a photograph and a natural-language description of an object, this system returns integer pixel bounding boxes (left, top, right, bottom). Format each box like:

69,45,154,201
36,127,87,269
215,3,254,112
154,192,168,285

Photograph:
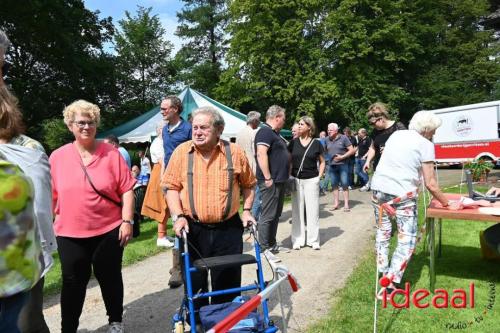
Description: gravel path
42,189,377,332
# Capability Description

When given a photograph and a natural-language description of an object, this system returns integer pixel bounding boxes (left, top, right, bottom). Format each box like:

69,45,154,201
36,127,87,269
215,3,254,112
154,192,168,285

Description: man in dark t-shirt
255,105,290,262
363,102,406,175
356,128,371,190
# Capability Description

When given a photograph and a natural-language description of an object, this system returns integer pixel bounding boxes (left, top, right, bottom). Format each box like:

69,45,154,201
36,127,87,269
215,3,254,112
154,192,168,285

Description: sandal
343,207,351,212
329,205,339,211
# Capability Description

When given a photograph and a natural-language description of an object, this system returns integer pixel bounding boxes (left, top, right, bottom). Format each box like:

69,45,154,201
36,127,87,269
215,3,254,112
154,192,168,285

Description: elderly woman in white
371,111,460,297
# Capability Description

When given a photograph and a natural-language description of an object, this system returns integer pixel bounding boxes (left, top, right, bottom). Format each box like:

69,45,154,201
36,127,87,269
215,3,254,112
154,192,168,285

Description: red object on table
427,193,500,223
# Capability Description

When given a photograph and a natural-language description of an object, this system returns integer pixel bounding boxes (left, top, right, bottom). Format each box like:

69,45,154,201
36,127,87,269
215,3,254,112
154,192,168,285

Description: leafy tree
412,0,500,111
175,0,229,95
216,0,337,127
0,0,116,141
41,118,74,152
218,0,500,130
114,6,176,119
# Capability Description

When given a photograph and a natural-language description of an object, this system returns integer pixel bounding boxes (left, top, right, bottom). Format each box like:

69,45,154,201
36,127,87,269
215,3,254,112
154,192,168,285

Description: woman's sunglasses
369,117,382,125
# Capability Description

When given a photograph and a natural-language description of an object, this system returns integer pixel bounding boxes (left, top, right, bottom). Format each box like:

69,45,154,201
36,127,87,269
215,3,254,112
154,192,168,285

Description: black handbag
80,163,140,238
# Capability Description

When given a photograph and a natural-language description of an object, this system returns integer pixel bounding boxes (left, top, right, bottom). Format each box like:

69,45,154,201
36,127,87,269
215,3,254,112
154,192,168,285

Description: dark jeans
346,158,355,186
320,164,331,192
18,277,49,333
258,181,286,251
355,158,369,186
0,291,28,333
182,214,244,310
57,225,124,333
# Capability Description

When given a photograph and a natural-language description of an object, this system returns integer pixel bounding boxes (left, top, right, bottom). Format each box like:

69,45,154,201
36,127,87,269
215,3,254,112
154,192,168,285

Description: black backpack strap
222,140,234,221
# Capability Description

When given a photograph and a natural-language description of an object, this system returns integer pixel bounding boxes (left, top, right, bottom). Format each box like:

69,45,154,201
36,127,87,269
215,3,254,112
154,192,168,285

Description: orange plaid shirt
161,140,256,223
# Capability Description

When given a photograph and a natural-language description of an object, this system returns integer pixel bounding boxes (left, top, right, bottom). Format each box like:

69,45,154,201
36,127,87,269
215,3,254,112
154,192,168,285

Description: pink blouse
49,142,136,237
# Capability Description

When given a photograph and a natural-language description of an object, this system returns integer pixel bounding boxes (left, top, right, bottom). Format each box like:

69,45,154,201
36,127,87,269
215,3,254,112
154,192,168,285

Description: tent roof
98,87,291,143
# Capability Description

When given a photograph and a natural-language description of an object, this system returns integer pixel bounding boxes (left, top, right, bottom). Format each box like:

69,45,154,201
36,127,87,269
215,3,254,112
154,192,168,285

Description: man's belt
186,213,240,229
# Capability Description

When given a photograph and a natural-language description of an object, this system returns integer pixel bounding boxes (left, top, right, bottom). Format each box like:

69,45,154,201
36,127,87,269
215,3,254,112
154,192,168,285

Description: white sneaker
264,249,281,263
348,186,353,190
107,322,123,333
157,237,174,247
359,185,370,192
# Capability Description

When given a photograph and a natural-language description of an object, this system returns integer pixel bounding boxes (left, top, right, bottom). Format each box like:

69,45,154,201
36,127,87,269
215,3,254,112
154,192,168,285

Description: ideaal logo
380,280,497,329
381,283,475,309
453,113,473,137
444,281,496,330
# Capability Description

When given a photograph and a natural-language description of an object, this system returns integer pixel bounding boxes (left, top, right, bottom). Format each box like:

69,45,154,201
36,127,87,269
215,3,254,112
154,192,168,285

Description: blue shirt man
159,95,192,289
161,97,192,167
162,119,192,166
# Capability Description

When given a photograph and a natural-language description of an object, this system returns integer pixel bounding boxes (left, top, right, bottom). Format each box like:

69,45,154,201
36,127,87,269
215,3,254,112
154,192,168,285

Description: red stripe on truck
434,141,500,161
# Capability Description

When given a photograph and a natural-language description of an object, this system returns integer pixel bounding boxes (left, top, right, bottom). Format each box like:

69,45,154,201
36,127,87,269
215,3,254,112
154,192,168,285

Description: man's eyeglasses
369,117,382,125
73,120,96,128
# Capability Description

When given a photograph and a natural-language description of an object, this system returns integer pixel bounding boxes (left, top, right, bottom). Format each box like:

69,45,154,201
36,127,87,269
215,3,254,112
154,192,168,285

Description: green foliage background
1,0,499,149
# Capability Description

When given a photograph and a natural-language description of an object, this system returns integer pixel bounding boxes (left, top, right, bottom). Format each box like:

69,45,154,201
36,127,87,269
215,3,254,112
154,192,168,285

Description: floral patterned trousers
372,190,418,284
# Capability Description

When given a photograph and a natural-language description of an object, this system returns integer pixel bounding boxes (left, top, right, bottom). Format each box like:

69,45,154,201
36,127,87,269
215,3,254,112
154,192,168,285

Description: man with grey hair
326,123,355,211
255,105,290,263
236,111,261,220
162,106,256,310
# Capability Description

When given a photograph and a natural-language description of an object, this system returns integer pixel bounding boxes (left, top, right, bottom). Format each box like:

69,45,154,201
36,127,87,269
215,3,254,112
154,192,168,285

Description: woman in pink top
49,100,135,333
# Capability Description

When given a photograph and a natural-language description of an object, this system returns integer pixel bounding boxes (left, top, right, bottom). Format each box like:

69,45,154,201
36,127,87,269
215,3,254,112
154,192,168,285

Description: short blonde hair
63,100,101,126
367,102,390,120
409,111,442,134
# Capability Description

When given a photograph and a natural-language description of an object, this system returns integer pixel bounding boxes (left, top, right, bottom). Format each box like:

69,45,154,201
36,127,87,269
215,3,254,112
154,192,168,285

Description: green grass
309,187,500,333
43,219,172,296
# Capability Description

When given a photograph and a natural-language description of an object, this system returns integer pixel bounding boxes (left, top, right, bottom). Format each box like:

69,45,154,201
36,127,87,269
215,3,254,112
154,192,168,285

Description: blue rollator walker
172,224,279,333
172,140,298,332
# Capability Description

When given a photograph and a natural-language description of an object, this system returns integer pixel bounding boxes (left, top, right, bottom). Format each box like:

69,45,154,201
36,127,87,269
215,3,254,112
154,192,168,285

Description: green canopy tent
99,87,291,143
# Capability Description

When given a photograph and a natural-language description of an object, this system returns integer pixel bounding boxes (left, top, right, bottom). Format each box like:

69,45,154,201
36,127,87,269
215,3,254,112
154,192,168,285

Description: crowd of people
2,26,500,333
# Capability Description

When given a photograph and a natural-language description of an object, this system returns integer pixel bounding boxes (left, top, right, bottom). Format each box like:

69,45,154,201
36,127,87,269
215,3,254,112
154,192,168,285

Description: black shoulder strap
222,140,234,221
80,163,121,207
187,140,234,222
187,148,199,221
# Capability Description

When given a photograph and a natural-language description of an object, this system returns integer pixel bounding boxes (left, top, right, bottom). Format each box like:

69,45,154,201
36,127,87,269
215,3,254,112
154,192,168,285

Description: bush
41,118,74,152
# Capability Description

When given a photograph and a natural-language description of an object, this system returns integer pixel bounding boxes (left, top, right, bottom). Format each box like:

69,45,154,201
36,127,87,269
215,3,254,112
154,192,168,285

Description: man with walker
161,106,257,311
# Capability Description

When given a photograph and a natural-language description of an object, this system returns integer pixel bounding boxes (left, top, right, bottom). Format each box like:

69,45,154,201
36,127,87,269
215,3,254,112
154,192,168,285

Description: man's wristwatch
122,219,135,225
172,214,187,223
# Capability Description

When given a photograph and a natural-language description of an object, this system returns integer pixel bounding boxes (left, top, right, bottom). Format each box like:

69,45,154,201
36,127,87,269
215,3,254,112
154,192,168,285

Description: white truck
427,100,500,165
